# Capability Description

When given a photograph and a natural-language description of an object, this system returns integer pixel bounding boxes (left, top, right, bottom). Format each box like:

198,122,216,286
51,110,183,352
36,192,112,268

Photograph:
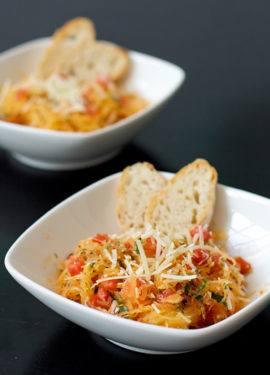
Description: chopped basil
114,296,121,305
106,245,111,250
114,296,128,312
184,284,190,296
211,292,224,303
135,241,140,255
90,262,95,268
196,295,203,302
119,305,128,312
176,305,184,313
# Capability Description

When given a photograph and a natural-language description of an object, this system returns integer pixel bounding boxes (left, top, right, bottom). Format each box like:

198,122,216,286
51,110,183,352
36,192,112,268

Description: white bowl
0,38,185,170
5,172,270,354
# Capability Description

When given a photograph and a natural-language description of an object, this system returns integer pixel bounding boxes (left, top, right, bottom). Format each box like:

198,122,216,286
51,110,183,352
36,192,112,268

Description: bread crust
58,40,131,86
116,162,167,232
38,17,96,79
145,159,218,237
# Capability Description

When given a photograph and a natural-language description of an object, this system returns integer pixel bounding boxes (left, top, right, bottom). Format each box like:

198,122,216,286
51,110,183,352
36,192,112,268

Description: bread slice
145,159,218,238
38,17,96,79
58,40,131,86
117,162,167,232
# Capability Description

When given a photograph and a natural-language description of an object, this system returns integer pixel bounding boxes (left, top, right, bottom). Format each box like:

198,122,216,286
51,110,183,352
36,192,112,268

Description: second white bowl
0,38,185,170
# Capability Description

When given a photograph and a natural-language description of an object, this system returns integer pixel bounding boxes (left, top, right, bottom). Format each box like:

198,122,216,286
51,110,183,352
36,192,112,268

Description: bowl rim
4,171,270,338
0,37,186,139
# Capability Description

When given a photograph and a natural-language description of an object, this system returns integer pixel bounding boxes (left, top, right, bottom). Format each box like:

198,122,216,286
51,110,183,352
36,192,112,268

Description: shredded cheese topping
56,225,251,329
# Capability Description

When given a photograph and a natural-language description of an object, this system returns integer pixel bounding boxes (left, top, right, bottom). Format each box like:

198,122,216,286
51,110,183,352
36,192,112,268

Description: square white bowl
5,172,270,354
0,38,185,170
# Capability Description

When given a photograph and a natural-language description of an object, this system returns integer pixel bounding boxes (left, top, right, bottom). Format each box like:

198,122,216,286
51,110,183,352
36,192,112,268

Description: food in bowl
56,159,252,328
0,18,147,132
57,227,251,329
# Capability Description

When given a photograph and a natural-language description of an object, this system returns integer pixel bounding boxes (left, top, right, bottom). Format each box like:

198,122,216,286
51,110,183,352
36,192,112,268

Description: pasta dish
56,225,251,329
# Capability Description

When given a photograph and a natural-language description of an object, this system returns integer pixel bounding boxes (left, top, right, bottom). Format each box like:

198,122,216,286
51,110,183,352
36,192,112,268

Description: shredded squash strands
56,225,251,329
0,73,147,133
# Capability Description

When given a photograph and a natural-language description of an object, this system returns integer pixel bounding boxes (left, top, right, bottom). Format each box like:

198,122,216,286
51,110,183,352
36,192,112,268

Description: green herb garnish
184,284,190,296
211,292,224,303
119,305,128,312
135,241,140,255
114,296,128,313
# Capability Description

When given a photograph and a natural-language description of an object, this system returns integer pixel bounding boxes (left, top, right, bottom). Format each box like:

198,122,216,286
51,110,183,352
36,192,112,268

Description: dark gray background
1,1,269,374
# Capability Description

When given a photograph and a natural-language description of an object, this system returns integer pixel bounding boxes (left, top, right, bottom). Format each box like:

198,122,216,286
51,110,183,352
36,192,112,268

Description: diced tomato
143,237,157,257
125,238,134,249
101,279,120,291
96,75,111,89
66,255,85,276
191,278,200,289
175,283,182,291
156,288,174,304
190,227,213,241
211,254,222,274
84,103,99,116
82,87,93,100
192,249,209,265
136,278,147,288
58,72,68,80
235,256,251,275
136,278,150,303
120,96,129,106
87,287,112,309
91,275,98,283
92,233,109,244
15,89,28,101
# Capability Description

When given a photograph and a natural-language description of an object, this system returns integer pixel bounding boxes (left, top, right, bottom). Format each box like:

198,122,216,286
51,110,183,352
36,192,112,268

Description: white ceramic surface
0,38,185,170
5,172,270,354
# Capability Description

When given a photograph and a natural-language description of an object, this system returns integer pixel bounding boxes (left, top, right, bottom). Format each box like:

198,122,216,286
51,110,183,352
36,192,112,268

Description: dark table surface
1,1,270,373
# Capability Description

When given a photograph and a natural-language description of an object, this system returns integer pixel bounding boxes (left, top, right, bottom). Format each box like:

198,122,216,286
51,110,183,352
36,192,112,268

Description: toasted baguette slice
117,162,167,232
145,159,218,238
58,40,131,86
38,17,96,79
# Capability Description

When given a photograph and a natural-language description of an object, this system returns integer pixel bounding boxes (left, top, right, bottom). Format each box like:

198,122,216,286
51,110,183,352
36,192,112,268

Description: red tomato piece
92,233,109,244
211,254,222,274
82,87,93,100
143,237,157,257
84,103,99,116
190,227,213,241
235,256,251,275
191,278,200,289
96,75,111,89
58,72,68,80
120,96,129,106
66,256,85,276
192,249,209,265
87,287,112,309
136,278,149,303
125,238,134,249
136,278,147,288
156,288,174,304
101,279,120,291
15,89,28,101
91,275,98,283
